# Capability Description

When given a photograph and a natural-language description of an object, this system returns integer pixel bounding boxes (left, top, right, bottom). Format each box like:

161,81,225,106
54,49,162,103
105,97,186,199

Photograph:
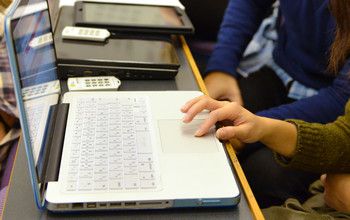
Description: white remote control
29,32,53,49
62,26,110,42
22,80,61,101
67,76,121,91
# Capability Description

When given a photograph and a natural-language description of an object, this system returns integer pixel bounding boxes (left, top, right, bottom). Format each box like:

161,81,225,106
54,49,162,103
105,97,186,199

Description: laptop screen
5,0,58,208
11,0,57,87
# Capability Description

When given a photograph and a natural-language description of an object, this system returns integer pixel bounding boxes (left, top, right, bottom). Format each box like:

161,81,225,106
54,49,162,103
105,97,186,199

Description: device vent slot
72,203,84,209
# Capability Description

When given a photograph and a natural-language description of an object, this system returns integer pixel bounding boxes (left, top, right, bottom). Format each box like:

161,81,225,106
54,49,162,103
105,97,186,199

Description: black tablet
74,1,194,34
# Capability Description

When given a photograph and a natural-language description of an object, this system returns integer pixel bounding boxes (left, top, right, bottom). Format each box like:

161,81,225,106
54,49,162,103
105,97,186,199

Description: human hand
321,174,350,213
181,95,264,143
204,72,243,105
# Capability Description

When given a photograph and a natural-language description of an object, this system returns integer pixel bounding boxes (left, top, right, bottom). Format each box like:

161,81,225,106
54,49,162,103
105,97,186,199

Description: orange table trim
180,36,265,220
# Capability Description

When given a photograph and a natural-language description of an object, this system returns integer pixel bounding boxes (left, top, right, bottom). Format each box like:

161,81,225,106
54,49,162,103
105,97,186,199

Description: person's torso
274,0,336,89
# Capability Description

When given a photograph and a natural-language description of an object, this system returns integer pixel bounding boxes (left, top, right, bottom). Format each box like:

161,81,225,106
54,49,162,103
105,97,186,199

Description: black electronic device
54,7,180,80
74,1,194,35
55,35,180,80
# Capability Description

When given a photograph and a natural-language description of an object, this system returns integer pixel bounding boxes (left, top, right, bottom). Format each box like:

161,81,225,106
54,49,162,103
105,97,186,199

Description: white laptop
5,0,240,211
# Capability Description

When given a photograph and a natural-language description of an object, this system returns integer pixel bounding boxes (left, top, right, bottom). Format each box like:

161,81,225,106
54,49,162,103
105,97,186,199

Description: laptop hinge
40,103,69,183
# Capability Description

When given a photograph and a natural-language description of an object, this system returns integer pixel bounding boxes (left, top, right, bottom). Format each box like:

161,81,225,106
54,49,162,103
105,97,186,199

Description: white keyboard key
65,96,159,193
124,175,139,189
140,180,157,189
66,181,77,191
94,181,108,191
124,166,138,175
109,180,123,190
78,179,93,191
140,172,155,180
139,162,154,172
109,171,123,180
138,154,153,163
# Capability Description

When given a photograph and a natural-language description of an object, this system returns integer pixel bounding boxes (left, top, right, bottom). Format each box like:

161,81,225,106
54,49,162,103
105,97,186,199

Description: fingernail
195,129,202,136
216,129,224,139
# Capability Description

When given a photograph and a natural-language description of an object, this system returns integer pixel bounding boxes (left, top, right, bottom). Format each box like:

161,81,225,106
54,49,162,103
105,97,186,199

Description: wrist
257,117,298,158
256,116,273,142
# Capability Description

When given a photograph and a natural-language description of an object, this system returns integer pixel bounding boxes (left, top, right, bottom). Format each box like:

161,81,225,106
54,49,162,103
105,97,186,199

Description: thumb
216,125,249,141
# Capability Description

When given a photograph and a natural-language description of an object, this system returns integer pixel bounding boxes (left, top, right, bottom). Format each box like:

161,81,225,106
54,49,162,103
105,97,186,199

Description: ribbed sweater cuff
274,119,324,171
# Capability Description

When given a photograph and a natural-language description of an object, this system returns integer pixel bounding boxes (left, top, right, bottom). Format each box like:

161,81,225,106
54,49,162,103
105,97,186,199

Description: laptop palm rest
158,119,218,154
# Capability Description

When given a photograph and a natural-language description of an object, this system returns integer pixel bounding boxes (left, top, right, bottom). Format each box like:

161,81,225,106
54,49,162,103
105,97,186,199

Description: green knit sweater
275,100,350,173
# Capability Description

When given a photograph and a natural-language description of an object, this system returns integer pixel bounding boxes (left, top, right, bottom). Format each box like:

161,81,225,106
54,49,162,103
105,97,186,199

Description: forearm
257,116,297,158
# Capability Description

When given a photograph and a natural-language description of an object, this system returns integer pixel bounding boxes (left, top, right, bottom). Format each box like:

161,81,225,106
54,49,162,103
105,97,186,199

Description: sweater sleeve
257,61,350,124
274,101,350,173
204,0,275,78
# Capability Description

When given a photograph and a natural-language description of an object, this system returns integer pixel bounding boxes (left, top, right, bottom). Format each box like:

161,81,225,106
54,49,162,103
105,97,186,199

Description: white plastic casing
67,76,121,91
62,26,110,42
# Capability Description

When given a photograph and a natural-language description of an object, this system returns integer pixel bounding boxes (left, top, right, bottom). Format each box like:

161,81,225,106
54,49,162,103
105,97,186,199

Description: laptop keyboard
26,104,43,146
24,94,59,164
65,96,158,192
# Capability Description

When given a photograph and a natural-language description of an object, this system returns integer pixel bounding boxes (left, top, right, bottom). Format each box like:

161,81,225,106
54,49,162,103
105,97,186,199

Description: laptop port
87,203,97,208
125,202,137,206
99,203,107,208
110,202,122,207
56,203,69,209
83,70,93,75
139,201,162,206
72,203,84,209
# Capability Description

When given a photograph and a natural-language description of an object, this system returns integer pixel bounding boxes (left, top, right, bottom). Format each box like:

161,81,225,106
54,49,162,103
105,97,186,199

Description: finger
216,126,238,140
194,105,239,136
180,95,204,113
183,97,223,123
183,98,211,123
215,124,249,140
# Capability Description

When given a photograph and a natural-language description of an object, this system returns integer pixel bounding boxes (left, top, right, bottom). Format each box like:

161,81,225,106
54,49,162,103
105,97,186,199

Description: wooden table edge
180,36,265,220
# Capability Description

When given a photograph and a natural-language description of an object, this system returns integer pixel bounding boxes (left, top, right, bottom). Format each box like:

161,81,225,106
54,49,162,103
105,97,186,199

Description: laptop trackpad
158,119,218,153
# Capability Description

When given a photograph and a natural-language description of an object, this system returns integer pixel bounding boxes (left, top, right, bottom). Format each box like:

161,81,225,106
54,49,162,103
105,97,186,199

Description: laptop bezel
4,0,58,210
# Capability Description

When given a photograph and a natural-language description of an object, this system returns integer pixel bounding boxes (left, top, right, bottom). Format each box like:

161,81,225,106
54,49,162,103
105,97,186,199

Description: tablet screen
82,3,184,27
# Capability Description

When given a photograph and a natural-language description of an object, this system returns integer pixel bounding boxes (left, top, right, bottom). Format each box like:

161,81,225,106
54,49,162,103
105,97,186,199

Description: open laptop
5,0,240,212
